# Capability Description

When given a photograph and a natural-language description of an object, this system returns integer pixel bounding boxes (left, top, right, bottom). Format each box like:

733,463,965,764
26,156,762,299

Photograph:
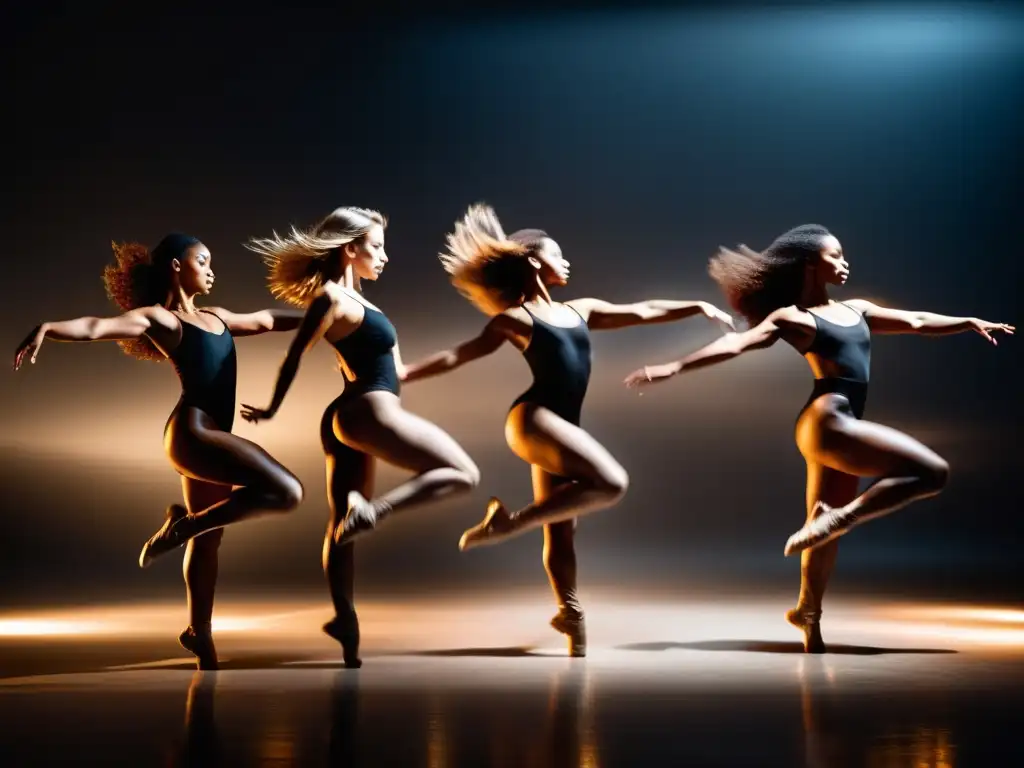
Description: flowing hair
101,233,201,361
439,203,548,316
708,224,832,327
245,207,386,307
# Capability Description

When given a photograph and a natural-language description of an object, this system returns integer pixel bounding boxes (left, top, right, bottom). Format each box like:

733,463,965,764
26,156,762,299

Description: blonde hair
439,203,547,316
245,207,387,306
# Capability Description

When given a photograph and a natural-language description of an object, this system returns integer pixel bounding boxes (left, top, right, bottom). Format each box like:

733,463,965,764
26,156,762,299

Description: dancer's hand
700,302,736,332
14,324,46,370
624,362,680,389
971,319,1014,345
240,403,276,424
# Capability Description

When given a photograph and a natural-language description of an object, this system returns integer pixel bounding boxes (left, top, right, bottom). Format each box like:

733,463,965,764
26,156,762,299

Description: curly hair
101,233,201,361
244,207,386,307
708,224,832,327
439,204,549,316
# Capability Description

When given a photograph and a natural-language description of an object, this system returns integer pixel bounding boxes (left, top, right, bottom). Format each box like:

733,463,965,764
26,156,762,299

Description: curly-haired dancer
13,234,306,668
400,204,734,655
625,225,1013,652
241,207,479,667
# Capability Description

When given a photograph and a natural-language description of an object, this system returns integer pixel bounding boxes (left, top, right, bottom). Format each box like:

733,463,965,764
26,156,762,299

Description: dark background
2,2,1021,608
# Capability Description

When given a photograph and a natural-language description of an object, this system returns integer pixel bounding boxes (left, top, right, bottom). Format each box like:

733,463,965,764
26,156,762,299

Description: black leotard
510,304,592,426
800,303,871,420
331,304,401,397
167,310,237,431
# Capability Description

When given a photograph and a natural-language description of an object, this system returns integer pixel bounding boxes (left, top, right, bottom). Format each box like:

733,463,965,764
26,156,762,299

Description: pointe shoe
458,497,516,551
323,614,362,669
785,607,826,654
550,608,587,657
179,625,219,670
139,504,190,569
334,491,379,547
784,502,858,556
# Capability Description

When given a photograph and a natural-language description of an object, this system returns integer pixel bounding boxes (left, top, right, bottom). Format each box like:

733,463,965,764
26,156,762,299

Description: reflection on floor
1,594,1021,766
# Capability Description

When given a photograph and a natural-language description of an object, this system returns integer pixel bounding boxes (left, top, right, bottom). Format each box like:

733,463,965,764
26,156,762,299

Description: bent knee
597,465,629,499
270,474,305,510
461,460,482,488
919,456,950,493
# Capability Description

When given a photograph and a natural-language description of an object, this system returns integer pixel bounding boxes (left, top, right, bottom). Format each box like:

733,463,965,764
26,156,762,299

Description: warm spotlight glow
884,606,1024,625
868,603,1024,647
2,596,1023,652
0,619,105,637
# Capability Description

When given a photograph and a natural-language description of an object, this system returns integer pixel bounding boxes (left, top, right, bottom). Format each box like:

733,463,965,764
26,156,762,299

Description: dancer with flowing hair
13,234,306,668
625,225,1013,652
241,207,479,667
399,203,734,655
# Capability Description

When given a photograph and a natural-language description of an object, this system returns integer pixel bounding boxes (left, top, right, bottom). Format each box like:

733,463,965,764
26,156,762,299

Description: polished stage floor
1,593,1021,766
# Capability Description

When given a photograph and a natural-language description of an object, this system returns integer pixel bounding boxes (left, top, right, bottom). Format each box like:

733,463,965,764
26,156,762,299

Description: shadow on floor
618,639,958,655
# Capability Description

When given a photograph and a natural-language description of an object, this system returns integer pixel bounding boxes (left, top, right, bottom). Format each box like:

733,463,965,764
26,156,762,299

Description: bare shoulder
766,305,811,328
200,305,230,321
564,297,598,320
139,304,181,331
319,282,349,307
499,306,530,325
843,298,875,314
493,307,534,344
487,311,521,337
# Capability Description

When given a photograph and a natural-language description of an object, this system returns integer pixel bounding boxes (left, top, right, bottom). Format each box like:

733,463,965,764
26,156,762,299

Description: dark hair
708,224,832,327
102,233,201,361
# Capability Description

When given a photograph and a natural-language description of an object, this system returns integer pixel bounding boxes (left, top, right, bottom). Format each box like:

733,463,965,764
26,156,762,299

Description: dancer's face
530,238,571,286
173,243,215,296
344,224,388,281
815,235,849,287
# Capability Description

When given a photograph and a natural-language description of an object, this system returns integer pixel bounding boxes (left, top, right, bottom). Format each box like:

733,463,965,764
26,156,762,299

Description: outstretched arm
240,294,333,423
624,308,795,388
13,306,175,369
207,307,306,337
401,319,508,384
570,298,735,332
847,299,1014,344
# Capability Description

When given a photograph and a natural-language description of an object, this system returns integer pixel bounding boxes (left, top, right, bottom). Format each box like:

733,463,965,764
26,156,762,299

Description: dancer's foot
458,498,518,551
179,625,219,670
323,613,362,669
550,608,587,657
785,607,826,654
139,504,192,568
784,501,859,556
334,492,381,547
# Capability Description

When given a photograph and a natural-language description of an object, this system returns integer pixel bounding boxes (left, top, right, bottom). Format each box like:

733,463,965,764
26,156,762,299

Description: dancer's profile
625,224,1013,652
241,207,480,667
400,203,734,655
12,234,306,668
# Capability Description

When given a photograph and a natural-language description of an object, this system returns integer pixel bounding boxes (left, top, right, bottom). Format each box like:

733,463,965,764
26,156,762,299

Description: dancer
625,224,1013,652
399,203,734,655
13,234,306,668
241,206,480,668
